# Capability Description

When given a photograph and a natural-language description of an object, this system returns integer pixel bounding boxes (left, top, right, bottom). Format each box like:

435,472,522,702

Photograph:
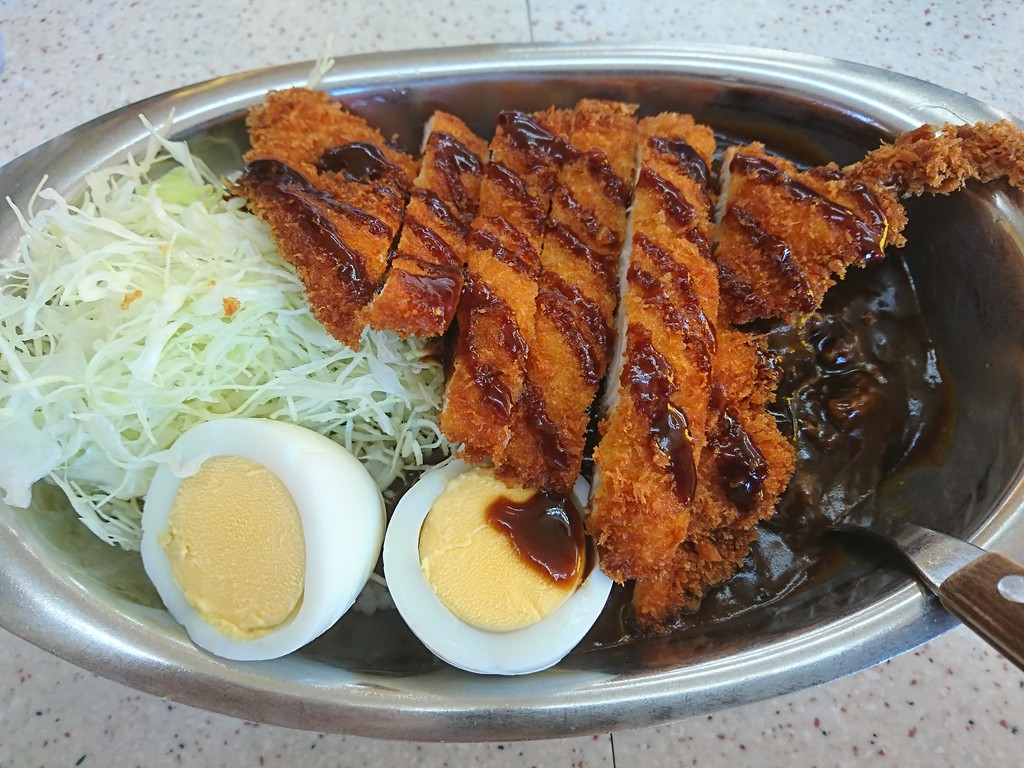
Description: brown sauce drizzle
428,131,483,217
691,227,713,263
517,379,573,474
497,111,578,165
241,159,375,302
627,263,712,375
583,149,631,207
245,158,390,238
487,487,584,583
466,216,540,275
536,273,610,387
652,403,698,506
474,366,514,417
460,278,528,417
484,162,546,227
546,220,617,290
414,189,469,237
730,153,885,262
623,325,698,505
316,142,403,186
631,235,716,370
633,167,712,261
648,136,710,188
715,260,774,320
554,185,603,241
844,182,888,254
730,204,817,311
383,267,461,322
636,168,698,229
708,404,769,516
404,216,459,268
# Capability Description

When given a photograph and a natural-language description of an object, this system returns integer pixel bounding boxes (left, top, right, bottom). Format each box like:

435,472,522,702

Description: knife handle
938,552,1024,671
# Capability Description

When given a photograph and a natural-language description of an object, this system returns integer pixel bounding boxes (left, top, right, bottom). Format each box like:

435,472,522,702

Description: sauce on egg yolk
417,468,584,632
158,455,305,640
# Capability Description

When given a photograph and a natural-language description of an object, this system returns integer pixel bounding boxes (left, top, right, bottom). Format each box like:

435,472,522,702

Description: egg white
141,417,385,661
383,459,613,675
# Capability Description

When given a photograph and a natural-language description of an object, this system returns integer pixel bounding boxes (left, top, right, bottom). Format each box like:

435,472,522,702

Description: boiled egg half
383,459,612,675
140,417,384,661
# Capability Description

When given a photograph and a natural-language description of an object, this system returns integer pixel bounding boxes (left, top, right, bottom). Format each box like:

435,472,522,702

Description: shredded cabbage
0,125,449,550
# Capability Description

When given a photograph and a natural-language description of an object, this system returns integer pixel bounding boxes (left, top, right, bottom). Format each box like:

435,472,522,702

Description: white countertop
2,1,1023,765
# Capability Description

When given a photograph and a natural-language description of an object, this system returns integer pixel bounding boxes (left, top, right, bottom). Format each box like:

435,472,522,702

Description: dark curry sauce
700,255,948,620
589,253,951,643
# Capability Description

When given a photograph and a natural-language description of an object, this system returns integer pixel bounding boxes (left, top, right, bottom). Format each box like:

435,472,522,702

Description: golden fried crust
246,88,418,186
588,114,720,583
714,143,899,325
439,109,573,461
631,328,795,631
494,99,639,492
237,88,417,347
367,112,488,338
846,119,1024,195
632,527,757,626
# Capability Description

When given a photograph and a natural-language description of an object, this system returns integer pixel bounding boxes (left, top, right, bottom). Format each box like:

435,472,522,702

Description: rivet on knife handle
938,552,1024,671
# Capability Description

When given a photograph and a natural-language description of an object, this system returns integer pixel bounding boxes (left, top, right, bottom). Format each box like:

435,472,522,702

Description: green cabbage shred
0,123,449,550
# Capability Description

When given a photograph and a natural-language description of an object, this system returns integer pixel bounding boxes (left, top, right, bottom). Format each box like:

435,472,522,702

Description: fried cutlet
367,112,488,338
629,118,1024,628
846,119,1024,195
712,143,906,326
234,88,417,347
493,99,639,492
587,114,721,583
632,327,795,630
439,109,573,464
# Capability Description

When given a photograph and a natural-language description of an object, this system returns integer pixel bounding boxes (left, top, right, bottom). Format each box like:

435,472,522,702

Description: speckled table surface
1,1,1023,765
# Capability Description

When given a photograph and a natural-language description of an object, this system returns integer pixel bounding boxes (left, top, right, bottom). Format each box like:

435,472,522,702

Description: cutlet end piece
846,119,1024,196
237,88,418,347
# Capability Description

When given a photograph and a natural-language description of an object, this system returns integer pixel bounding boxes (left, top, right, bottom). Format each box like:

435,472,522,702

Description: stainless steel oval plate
2,43,1024,741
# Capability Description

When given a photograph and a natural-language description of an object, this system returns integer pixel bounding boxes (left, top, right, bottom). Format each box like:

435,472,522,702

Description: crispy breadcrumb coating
588,114,722,583
847,119,1024,194
439,109,573,465
235,88,417,347
632,328,795,630
367,112,487,338
495,99,639,492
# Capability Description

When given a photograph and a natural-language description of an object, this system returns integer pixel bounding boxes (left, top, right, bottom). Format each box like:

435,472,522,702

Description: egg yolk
158,455,306,640
417,468,583,632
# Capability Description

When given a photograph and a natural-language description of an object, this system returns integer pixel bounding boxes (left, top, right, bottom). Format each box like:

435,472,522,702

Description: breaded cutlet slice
494,99,639,492
846,119,1024,195
587,114,720,583
632,327,795,630
713,143,906,326
439,109,573,465
367,112,488,338
235,88,417,347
